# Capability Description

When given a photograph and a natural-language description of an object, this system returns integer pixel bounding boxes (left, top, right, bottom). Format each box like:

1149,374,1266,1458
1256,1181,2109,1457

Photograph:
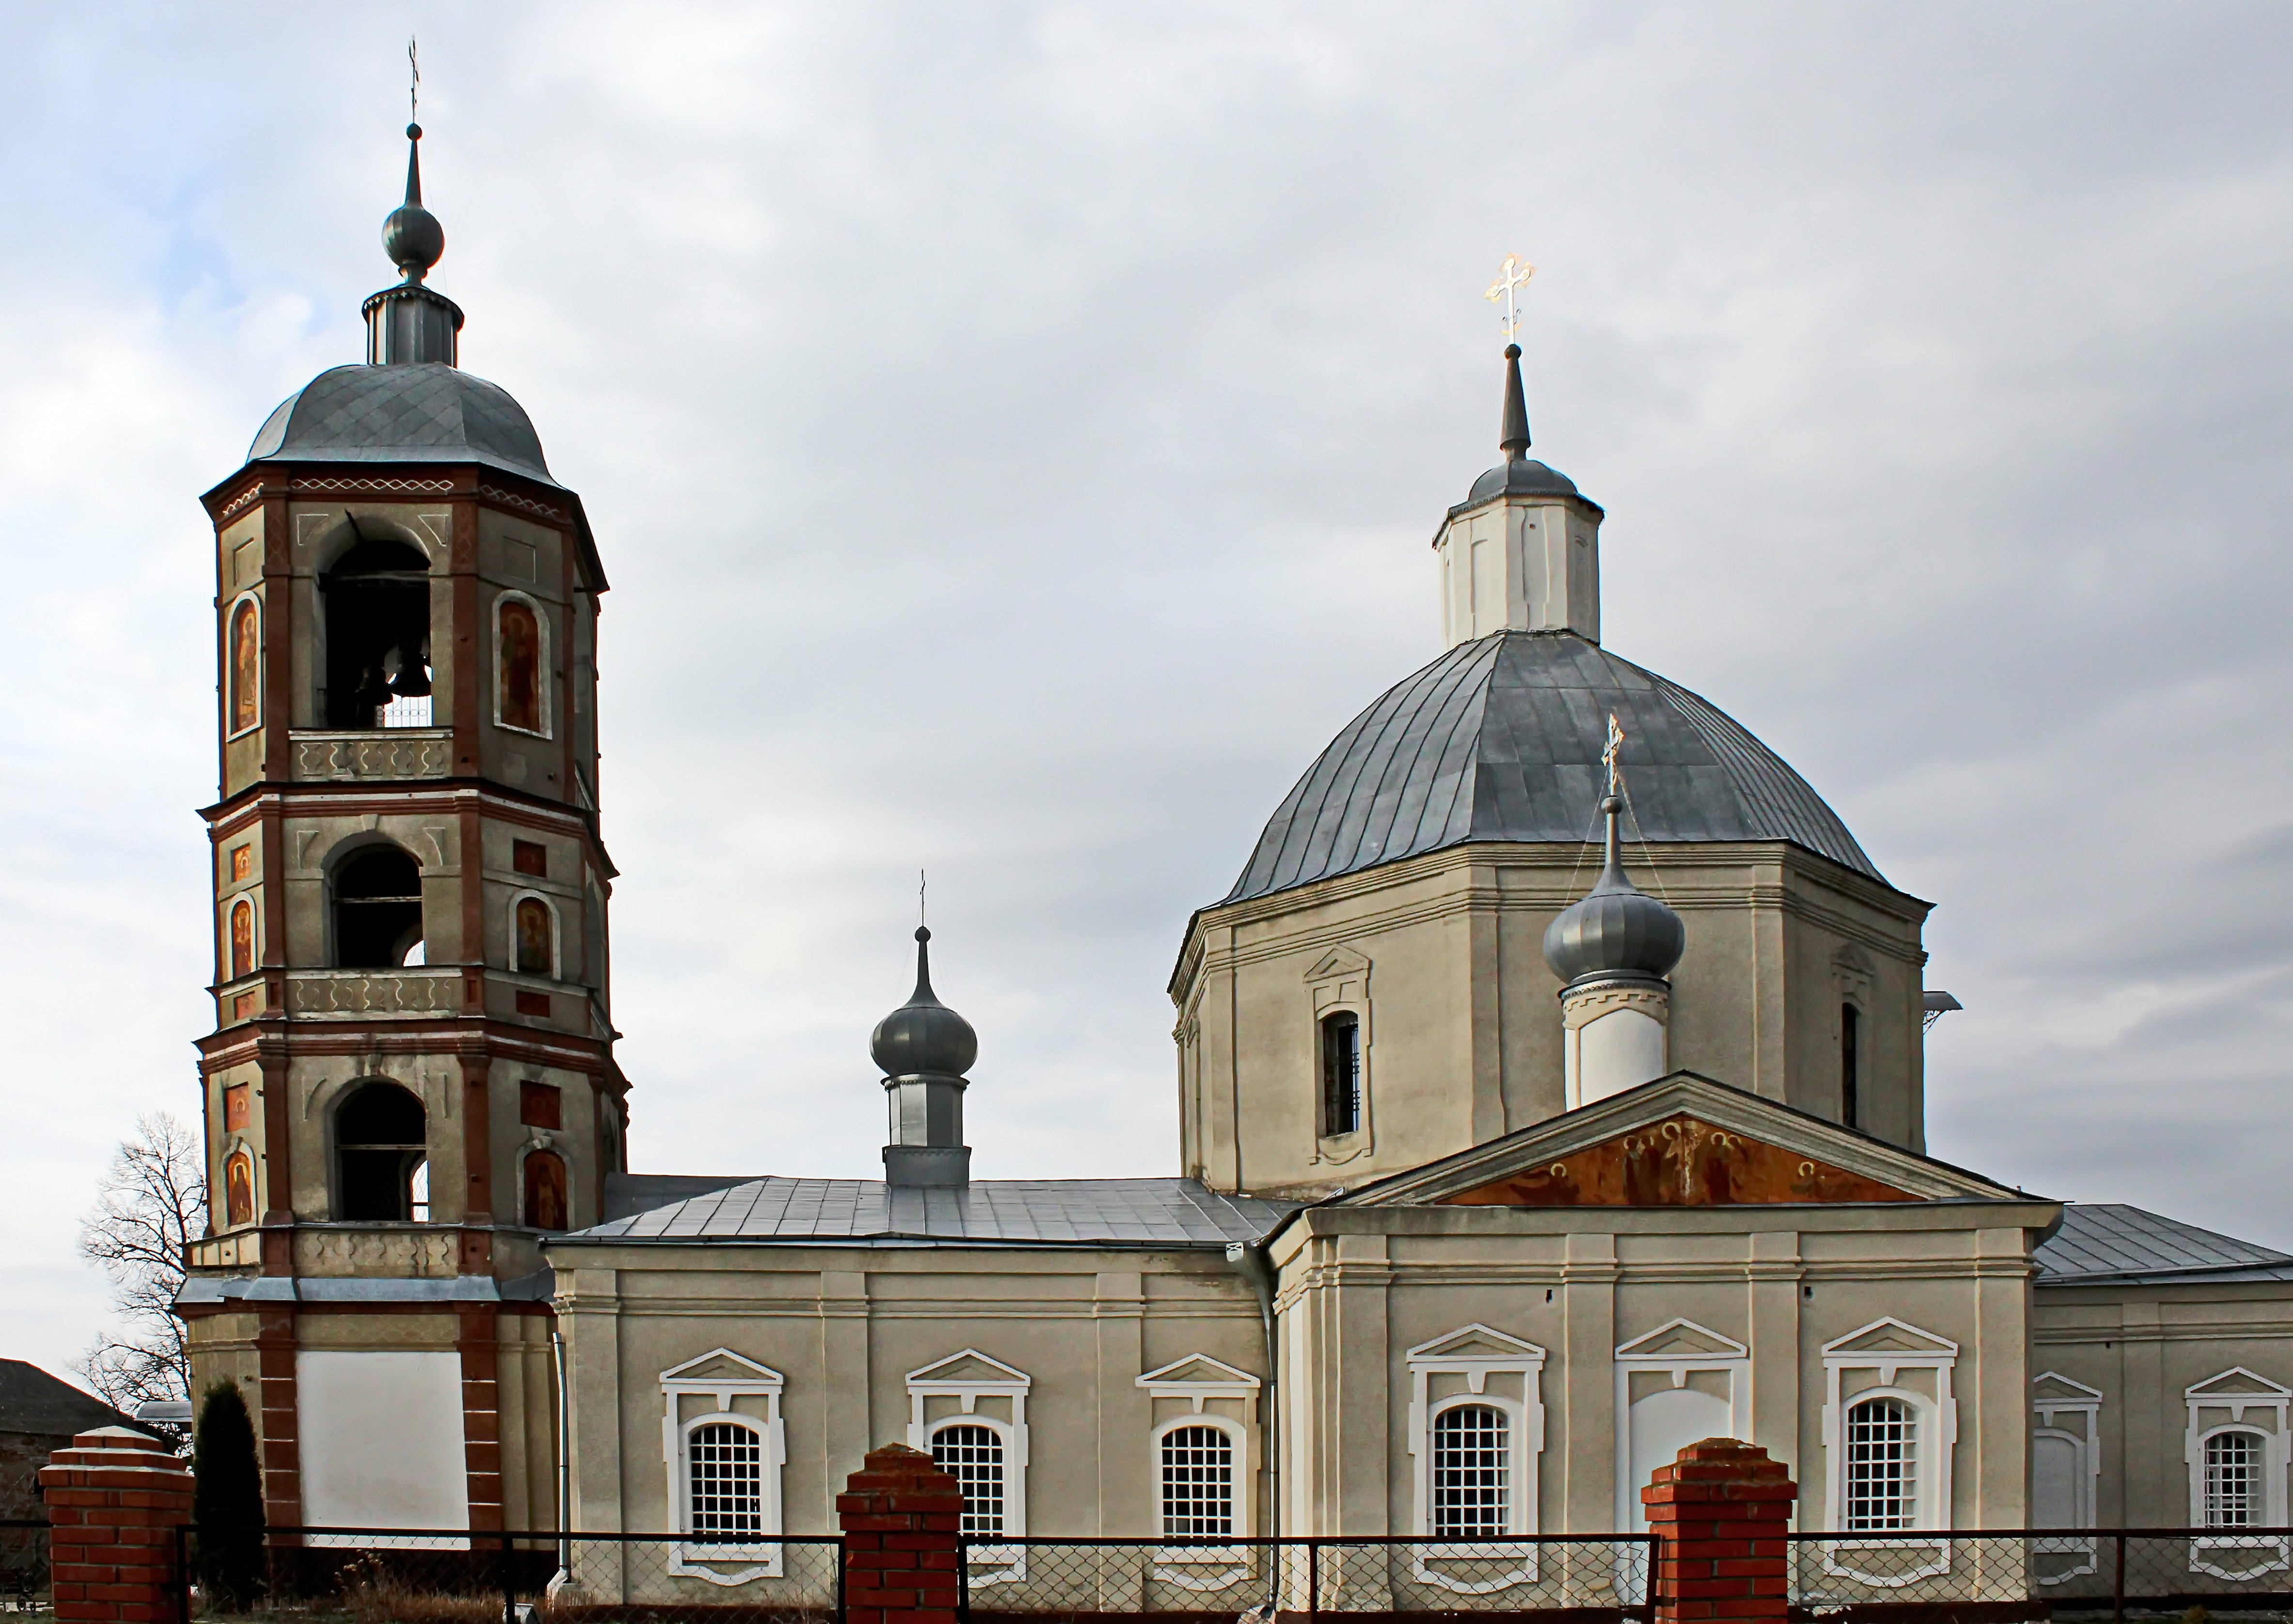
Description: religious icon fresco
224,1150,254,1227
230,600,260,732
500,599,542,732
524,1150,567,1231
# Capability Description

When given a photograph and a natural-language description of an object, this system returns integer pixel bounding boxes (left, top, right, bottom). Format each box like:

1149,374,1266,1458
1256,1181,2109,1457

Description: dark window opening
1320,1012,1362,1137
512,839,548,877
334,846,423,969
336,1080,428,1221
519,1081,562,1129
321,536,433,728
1841,1003,1861,1129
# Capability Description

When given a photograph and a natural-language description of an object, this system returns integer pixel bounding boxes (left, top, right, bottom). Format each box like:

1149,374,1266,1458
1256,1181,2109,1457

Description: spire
871,925,978,1188
363,121,463,366
1500,342,1531,460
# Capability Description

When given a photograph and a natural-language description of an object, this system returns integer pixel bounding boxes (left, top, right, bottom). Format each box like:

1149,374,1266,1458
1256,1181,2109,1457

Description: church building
179,127,2293,1583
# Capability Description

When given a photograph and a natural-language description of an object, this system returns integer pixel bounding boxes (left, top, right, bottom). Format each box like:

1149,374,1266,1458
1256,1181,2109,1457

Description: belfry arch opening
320,532,434,728
332,845,424,968
335,1080,429,1222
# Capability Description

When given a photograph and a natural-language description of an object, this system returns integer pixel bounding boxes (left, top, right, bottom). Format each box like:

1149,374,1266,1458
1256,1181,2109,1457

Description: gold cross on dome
1602,713,1626,796
1485,253,1537,340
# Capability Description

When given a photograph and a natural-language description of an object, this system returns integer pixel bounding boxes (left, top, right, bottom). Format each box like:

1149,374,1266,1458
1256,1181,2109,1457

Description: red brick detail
837,1445,967,1624
1641,1438,1797,1624
37,1429,193,1624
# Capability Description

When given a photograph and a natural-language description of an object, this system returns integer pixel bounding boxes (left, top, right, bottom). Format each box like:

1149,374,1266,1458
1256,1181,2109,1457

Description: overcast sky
3,2,2288,1387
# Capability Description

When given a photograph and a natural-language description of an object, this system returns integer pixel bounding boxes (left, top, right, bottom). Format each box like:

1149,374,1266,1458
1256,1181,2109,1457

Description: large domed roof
1223,630,1883,905
245,363,555,485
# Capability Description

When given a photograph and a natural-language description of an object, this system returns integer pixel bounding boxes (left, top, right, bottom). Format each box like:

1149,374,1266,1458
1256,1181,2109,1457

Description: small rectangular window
1841,1003,1860,1129
516,990,553,1018
520,1081,562,1129
1320,1013,1362,1137
512,839,548,877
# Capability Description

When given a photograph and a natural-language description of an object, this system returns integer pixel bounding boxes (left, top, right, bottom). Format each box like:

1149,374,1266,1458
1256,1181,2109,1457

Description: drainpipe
550,1328,571,1584
1224,1237,1279,1617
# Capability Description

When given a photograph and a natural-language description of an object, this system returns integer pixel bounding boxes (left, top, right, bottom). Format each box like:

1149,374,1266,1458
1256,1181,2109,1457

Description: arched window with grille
1158,1423,1237,1539
2205,1430,2264,1528
685,1420,764,1539
1430,1402,1510,1538
662,1350,786,1582
1320,1012,1362,1137
1844,1397,1919,1530
931,1422,1007,1535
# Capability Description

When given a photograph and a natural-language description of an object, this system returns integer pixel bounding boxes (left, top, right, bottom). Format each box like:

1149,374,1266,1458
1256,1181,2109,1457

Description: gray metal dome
1461,458,1580,506
246,363,555,484
870,928,978,1079
1542,799,1687,987
1223,630,1884,906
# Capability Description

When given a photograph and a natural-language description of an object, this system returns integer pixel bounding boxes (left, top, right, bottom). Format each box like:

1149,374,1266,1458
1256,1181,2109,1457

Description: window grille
1431,1404,1509,1537
1321,1013,1362,1137
931,1423,1006,1535
1845,1397,1917,1530
381,694,433,727
1160,1424,1235,1537
687,1421,763,1537
2206,1430,2263,1528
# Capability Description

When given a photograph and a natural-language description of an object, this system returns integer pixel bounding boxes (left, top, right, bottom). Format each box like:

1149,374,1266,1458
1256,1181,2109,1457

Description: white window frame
1612,1320,1751,1532
908,1350,1030,1583
2185,1369,2292,1581
1135,1355,1261,1588
1304,946,1373,1166
1406,1325,1546,1593
2031,1373,2103,1582
509,889,560,979
226,592,263,740
1818,1319,1958,1587
660,1349,786,1583
494,589,553,739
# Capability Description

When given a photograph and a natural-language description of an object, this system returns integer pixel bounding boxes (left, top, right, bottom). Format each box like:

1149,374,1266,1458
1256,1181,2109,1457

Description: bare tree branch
76,1112,205,1444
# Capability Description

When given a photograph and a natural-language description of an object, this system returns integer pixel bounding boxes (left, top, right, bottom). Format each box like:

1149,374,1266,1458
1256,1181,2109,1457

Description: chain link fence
958,1535,1660,1620
0,1520,47,1615
1786,1528,2293,1621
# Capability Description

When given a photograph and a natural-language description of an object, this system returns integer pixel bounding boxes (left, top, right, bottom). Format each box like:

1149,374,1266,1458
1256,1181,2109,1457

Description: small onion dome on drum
869,927,978,1078
1543,796,1686,989
383,124,446,280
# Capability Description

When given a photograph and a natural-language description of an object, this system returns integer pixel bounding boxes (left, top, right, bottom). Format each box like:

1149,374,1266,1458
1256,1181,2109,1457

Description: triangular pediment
1405,1323,1546,1365
906,1348,1031,1389
1137,1354,1260,1391
2034,1371,2104,1401
660,1347,783,1385
2187,1367,2293,1400
1303,943,1372,984
1615,1318,1748,1361
1822,1317,1960,1359
1333,1072,2030,1209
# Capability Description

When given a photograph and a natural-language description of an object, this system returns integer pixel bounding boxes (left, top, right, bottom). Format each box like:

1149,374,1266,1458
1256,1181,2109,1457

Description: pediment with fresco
1440,1113,1919,1207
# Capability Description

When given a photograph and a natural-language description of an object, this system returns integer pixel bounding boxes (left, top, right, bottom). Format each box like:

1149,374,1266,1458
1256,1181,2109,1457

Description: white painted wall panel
297,1350,467,1534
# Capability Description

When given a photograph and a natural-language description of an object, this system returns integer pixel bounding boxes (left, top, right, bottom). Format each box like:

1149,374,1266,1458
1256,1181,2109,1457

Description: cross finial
1601,712,1626,798
1484,252,1537,340
408,36,420,123
918,868,927,928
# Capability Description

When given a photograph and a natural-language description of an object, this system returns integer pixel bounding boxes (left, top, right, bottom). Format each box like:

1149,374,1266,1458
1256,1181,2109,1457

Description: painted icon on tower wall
500,598,542,732
230,599,261,733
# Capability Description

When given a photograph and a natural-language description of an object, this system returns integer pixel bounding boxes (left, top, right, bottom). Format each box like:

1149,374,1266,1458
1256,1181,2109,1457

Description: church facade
178,132,2293,1572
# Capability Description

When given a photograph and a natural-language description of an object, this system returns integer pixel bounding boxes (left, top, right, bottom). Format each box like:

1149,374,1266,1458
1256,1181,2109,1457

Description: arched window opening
687,1421,764,1538
523,1149,568,1231
1320,1012,1361,1137
224,1150,255,1228
229,599,261,733
1430,1403,1509,1538
498,597,544,734
515,897,555,977
333,846,423,968
930,1423,1007,1535
1159,1424,1236,1538
321,535,432,728
1841,1004,1861,1129
2205,1430,2264,1528
229,898,254,980
335,1081,428,1222
1845,1397,1918,1530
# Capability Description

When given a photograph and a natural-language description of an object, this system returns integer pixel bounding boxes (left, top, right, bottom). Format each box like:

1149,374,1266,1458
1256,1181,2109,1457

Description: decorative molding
1405,1324,1546,1586
660,1350,786,1583
291,730,453,783
1561,981,1670,1029
480,485,570,525
287,969,462,1018
1614,1320,1751,1531
301,476,456,496
1817,1318,1958,1581
217,485,265,523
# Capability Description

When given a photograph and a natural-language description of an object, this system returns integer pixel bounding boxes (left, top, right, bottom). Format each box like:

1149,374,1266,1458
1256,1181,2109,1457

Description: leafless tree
77,1112,206,1443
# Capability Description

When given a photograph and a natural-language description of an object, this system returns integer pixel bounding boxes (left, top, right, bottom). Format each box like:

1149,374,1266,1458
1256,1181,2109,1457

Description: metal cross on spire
1601,712,1626,798
918,868,928,928
1484,252,1537,340
408,36,421,123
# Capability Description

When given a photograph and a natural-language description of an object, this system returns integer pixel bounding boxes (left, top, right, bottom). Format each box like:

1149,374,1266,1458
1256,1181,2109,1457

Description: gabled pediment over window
1615,1319,1749,1361
1822,1317,1960,1360
906,1348,1032,1391
1331,1072,2029,1208
2187,1367,2293,1402
659,1347,784,1389
1137,1354,1261,1393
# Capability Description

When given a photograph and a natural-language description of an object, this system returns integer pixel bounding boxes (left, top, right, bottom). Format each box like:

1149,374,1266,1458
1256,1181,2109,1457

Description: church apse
1438,1114,1920,1207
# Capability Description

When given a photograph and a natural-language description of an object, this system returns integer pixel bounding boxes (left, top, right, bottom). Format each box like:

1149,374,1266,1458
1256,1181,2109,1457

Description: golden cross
1601,713,1626,797
1485,252,1537,340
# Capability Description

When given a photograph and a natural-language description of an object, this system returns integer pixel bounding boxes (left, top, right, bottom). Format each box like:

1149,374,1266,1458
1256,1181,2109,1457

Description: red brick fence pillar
838,1444,964,1624
1641,1438,1796,1624
39,1426,194,1624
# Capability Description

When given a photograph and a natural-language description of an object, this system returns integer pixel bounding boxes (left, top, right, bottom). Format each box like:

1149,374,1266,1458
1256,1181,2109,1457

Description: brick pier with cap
38,1427,195,1624
838,1443,965,1624
1641,1438,1797,1624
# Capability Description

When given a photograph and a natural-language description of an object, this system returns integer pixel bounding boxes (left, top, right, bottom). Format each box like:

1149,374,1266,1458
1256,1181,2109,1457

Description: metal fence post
2112,1532,2125,1624
957,1536,970,1624
173,1522,189,1624
498,1529,516,1624
1307,1538,1319,1621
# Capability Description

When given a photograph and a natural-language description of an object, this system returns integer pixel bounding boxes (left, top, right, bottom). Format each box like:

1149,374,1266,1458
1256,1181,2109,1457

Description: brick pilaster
39,1427,194,1624
1642,1438,1796,1624
837,1444,963,1624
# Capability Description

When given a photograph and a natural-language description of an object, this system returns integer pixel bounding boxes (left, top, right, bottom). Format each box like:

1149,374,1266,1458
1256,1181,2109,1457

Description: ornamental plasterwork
1560,981,1670,1029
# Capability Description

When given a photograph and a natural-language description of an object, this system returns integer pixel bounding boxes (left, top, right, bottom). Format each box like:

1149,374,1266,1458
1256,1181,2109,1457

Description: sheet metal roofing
566,1176,1296,1249
2035,1204,2293,1285
246,363,556,484
1223,630,1882,905
0,1359,137,1438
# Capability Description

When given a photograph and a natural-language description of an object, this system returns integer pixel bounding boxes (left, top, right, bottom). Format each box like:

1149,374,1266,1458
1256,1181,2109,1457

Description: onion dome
869,927,978,1079
382,124,445,279
1543,796,1686,988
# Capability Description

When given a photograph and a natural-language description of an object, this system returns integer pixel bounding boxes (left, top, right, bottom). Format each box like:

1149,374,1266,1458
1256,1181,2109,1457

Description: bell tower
179,122,623,1537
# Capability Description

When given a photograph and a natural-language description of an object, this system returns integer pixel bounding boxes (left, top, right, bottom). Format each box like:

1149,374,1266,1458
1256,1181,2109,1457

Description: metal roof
246,363,556,485
2034,1204,2293,1286
0,1359,137,1438
1222,630,1884,906
562,1176,1296,1250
